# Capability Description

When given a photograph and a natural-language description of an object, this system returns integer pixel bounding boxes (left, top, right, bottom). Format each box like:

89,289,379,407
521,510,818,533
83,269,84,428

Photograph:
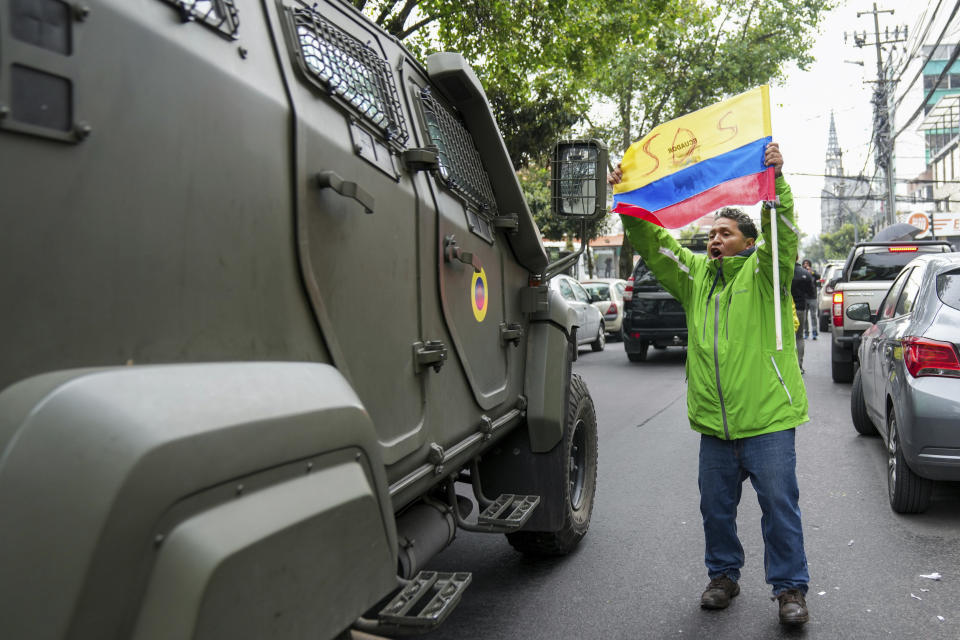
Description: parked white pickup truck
830,240,953,382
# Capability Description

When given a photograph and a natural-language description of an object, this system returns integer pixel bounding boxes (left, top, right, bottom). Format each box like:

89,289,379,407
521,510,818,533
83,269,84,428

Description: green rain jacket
621,176,809,440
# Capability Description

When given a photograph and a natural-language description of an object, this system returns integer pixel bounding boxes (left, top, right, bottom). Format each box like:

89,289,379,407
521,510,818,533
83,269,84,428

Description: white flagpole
769,199,782,351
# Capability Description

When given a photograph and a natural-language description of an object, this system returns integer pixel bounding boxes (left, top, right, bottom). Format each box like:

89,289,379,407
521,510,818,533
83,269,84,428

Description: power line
889,0,949,108
894,37,960,140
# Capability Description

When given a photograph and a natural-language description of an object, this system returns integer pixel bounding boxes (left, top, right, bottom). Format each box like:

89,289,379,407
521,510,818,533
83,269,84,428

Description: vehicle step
377,571,471,631
476,493,540,532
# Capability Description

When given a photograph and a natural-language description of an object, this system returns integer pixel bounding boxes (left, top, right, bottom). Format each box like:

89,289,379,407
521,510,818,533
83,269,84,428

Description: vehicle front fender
0,362,396,640
524,287,578,451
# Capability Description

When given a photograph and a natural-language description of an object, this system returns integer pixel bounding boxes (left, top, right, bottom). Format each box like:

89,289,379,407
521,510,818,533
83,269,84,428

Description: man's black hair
801,259,812,267
714,207,758,240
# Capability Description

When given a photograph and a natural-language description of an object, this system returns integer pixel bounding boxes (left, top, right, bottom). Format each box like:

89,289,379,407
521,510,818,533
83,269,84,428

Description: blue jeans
698,429,809,595
804,298,818,336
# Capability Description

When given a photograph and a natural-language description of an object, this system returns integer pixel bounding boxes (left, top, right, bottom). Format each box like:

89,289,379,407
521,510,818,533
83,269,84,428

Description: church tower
821,112,845,232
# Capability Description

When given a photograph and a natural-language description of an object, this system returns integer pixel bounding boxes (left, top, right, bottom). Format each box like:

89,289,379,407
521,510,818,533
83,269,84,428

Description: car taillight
902,336,960,378
888,246,918,253
606,302,617,314
832,291,844,327
623,277,634,302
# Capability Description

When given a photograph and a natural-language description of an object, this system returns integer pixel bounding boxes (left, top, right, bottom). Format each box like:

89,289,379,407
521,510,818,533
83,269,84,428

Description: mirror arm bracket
541,219,589,281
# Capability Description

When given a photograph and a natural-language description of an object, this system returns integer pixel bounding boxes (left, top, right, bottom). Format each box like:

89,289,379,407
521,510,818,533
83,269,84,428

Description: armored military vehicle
0,1,606,638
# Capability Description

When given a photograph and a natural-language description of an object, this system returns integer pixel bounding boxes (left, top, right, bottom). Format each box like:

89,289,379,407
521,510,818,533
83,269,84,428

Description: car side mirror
826,277,839,292
550,139,608,220
846,302,876,323
588,292,601,303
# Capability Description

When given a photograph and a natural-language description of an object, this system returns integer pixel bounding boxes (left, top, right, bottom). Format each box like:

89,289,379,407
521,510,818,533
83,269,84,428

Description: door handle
444,235,482,273
315,171,374,214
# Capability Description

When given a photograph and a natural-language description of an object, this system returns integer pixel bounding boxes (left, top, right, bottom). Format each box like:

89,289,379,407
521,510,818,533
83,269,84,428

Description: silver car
849,253,960,513
550,274,606,351
581,279,627,338
817,261,845,332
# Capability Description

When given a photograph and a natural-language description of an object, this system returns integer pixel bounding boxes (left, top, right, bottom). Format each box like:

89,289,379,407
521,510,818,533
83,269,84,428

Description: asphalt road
422,336,960,639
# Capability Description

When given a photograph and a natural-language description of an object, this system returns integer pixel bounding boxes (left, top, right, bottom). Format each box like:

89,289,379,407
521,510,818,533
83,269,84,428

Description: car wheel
819,314,829,333
887,407,932,514
831,339,854,383
591,323,605,352
626,339,649,362
850,369,877,436
506,374,598,555
653,345,667,350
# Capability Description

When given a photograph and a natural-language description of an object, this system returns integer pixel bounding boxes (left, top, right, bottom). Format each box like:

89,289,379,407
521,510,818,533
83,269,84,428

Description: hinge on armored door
499,323,523,347
401,146,440,172
490,213,518,233
413,340,448,373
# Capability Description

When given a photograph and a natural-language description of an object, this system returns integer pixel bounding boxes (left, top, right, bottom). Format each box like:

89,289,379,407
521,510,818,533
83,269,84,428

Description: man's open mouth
710,247,722,258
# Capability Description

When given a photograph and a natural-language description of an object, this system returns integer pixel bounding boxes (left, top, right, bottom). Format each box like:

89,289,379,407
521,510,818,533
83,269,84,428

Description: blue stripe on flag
613,136,771,213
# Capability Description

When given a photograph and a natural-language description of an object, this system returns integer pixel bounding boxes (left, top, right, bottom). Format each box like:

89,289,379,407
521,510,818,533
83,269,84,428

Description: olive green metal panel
271,0,428,464
0,363,396,640
426,52,548,275
0,0,326,393
524,288,577,452
132,462,391,640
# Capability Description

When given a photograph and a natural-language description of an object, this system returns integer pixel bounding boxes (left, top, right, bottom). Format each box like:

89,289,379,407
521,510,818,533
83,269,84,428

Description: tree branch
397,12,446,39
375,0,401,27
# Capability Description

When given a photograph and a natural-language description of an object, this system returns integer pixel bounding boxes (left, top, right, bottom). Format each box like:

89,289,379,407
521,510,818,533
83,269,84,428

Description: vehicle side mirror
846,302,876,323
588,292,601,303
826,277,839,292
550,139,608,220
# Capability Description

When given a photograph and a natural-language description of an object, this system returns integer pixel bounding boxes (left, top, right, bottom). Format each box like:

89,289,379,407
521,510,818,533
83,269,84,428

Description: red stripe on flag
614,169,775,228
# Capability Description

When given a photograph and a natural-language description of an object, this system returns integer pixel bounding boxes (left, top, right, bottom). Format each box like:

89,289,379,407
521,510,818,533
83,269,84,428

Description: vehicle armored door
267,1,426,463
406,83,512,410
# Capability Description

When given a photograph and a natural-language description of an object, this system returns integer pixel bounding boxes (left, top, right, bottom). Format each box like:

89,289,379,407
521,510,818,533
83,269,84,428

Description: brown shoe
776,589,809,626
700,575,740,609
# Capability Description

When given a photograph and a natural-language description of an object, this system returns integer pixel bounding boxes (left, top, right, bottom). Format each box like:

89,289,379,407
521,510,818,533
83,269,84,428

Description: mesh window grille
419,87,497,217
162,0,240,38
289,6,408,146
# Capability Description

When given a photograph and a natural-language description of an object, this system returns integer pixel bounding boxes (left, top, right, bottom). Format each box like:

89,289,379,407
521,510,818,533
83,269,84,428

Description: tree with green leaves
820,222,871,260
588,0,835,276
354,0,836,267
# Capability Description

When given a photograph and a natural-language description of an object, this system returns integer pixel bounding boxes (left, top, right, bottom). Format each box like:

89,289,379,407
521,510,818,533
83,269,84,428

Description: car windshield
583,284,611,301
937,269,960,311
632,259,659,287
849,251,926,281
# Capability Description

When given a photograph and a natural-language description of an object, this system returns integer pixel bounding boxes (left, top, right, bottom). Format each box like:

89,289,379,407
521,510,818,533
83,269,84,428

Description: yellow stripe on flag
614,86,772,194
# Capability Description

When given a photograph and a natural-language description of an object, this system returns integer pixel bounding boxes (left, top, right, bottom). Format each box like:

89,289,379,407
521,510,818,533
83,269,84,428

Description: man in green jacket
610,143,810,626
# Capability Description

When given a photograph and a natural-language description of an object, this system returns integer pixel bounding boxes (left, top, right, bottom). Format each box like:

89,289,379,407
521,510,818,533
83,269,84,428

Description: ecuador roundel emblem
471,267,489,322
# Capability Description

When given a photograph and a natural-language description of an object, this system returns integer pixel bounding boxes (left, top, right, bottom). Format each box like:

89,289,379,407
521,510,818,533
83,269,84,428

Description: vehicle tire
626,340,649,362
506,374,598,556
850,369,877,436
831,340,854,383
819,314,829,333
653,345,667,350
887,407,932,514
591,323,606,352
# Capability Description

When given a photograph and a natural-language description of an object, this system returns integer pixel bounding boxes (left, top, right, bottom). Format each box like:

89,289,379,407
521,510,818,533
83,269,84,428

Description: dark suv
622,239,705,362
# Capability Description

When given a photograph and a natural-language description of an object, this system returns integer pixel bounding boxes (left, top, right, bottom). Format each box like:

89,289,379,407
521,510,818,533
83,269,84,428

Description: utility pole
847,3,908,227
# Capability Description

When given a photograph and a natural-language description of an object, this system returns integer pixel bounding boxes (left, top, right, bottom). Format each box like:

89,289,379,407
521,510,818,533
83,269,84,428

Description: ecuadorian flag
613,86,775,227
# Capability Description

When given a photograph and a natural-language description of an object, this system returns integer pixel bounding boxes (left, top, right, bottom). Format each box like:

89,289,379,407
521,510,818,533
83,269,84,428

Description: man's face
708,216,755,259
802,261,812,271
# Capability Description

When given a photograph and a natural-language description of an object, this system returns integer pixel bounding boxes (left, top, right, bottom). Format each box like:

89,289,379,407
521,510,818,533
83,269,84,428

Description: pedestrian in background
609,143,811,626
791,261,816,372
801,259,820,339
